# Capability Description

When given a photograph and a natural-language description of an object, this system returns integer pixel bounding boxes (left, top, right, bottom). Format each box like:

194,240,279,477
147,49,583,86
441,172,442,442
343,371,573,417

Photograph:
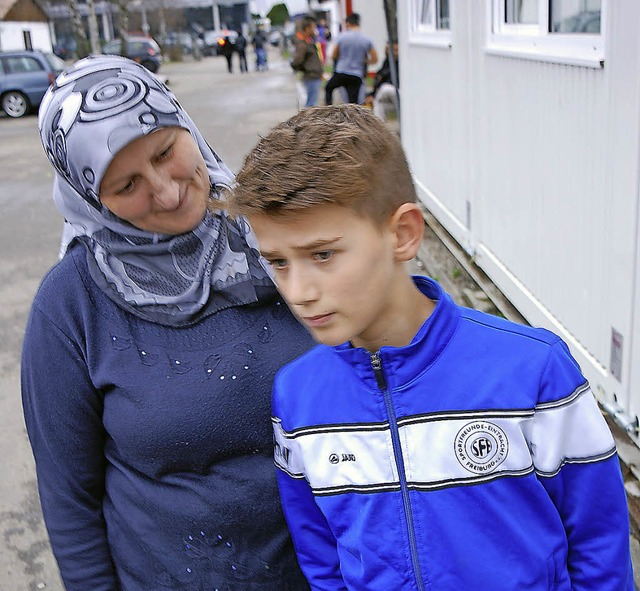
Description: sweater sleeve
528,339,634,590
21,304,119,590
272,394,347,590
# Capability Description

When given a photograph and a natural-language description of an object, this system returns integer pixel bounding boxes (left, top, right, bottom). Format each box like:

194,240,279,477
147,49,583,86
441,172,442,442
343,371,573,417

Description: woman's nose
150,176,180,210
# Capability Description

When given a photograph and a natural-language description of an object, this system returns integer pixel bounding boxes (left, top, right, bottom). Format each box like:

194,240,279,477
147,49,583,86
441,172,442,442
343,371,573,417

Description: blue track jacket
273,276,634,590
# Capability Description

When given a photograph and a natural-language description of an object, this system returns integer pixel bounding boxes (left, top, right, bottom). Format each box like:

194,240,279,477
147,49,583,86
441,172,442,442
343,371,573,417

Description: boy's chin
304,326,346,347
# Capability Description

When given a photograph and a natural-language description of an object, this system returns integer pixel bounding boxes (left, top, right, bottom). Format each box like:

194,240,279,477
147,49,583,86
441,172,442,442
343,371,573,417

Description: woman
21,55,313,590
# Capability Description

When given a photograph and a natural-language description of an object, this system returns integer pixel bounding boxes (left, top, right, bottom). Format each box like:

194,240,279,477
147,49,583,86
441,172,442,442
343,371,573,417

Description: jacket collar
332,276,461,390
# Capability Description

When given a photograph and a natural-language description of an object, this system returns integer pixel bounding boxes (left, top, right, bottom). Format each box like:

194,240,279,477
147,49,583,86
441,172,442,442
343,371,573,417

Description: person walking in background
291,16,324,108
252,26,268,71
324,12,377,105
316,18,331,64
220,31,235,73
364,41,399,121
22,55,314,591
235,28,248,73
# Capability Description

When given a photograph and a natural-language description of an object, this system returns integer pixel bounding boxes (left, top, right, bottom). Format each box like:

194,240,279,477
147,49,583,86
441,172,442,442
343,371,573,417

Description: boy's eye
268,258,288,270
313,250,333,262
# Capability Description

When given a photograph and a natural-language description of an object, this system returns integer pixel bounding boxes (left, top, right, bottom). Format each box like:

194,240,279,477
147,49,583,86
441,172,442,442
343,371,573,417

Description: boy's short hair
230,104,417,224
346,13,360,26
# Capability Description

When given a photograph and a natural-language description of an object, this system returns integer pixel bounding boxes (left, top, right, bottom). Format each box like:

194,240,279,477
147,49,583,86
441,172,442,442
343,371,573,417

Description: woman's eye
314,250,333,262
157,145,173,160
116,180,135,195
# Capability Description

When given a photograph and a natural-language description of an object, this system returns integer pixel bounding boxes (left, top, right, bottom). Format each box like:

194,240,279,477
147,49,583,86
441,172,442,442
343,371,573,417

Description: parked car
0,50,66,118
164,31,196,56
102,36,163,73
201,29,238,56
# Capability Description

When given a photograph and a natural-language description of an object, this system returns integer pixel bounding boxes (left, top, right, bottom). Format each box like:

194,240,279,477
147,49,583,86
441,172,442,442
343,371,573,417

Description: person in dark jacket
235,29,248,73
220,32,235,73
22,54,314,591
291,16,324,108
364,41,399,121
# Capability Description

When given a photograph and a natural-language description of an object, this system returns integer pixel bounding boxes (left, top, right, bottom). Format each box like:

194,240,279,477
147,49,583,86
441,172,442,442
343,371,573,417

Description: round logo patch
454,421,508,474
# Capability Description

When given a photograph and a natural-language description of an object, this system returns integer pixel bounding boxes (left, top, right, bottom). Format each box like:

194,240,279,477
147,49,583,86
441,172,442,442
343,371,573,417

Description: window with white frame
411,0,451,47
489,0,604,67
419,0,450,30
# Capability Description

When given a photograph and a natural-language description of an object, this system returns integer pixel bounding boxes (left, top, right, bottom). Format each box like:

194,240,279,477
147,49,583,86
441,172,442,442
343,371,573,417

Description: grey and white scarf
38,55,272,326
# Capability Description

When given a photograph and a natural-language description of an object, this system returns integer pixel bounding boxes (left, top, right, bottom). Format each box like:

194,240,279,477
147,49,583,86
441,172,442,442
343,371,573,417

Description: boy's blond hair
229,104,417,224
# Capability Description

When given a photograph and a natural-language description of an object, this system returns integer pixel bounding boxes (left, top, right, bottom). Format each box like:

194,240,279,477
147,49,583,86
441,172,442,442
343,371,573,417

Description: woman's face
99,127,210,234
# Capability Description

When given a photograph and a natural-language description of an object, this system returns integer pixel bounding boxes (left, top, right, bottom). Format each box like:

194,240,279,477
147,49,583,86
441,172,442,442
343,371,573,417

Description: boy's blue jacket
273,276,634,590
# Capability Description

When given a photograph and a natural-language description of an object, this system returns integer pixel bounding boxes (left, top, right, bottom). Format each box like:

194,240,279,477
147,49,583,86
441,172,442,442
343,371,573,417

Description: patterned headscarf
38,55,272,326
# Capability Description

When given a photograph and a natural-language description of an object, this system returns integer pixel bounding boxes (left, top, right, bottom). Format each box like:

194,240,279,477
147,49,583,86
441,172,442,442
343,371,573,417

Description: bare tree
86,0,101,53
66,0,90,57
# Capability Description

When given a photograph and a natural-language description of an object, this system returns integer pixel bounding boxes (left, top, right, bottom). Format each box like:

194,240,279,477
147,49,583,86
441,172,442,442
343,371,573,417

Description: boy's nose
285,267,319,306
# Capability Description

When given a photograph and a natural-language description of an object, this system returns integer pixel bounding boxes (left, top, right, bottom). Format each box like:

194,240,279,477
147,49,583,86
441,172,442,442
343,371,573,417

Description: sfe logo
454,421,508,474
472,437,492,459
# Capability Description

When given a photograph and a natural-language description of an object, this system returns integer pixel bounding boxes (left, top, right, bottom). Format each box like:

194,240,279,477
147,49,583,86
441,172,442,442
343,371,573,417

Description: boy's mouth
303,313,334,328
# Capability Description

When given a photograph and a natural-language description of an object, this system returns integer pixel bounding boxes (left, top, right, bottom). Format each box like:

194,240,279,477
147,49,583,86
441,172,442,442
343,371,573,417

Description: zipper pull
371,352,387,390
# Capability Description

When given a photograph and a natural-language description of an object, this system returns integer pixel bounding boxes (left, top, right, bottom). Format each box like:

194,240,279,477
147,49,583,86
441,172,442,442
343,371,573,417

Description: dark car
0,49,66,118
164,31,196,56
102,36,163,73
201,29,238,56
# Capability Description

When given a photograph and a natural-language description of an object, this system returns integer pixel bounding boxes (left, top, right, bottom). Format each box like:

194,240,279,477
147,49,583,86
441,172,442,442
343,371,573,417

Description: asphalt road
0,48,303,591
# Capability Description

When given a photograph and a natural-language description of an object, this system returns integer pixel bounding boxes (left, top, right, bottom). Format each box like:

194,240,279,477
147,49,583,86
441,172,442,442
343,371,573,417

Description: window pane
505,0,538,24
6,57,43,73
437,0,450,29
420,0,434,26
551,0,601,33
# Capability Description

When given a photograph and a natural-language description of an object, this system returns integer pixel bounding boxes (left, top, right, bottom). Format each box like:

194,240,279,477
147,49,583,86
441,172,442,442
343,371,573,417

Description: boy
229,104,634,590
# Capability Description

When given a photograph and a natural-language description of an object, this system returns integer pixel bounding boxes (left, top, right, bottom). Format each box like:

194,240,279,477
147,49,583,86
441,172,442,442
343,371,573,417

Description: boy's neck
352,273,436,353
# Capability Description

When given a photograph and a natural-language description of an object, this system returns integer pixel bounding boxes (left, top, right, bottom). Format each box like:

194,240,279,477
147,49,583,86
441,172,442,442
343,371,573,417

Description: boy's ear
389,203,425,263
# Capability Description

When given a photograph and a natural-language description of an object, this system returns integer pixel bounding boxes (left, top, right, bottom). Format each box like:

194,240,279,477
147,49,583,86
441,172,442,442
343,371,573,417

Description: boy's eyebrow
261,237,342,258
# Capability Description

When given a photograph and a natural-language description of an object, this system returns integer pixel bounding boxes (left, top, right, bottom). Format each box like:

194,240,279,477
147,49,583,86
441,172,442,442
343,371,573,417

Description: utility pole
212,0,220,30
86,0,101,53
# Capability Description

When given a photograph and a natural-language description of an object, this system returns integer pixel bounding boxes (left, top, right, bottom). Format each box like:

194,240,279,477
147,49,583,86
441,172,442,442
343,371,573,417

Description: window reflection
551,0,601,33
504,0,538,24
420,0,450,30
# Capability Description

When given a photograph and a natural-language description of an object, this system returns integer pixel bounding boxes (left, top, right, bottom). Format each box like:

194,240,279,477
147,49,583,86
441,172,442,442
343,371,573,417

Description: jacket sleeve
21,304,118,590
528,339,634,590
272,396,347,590
290,39,306,72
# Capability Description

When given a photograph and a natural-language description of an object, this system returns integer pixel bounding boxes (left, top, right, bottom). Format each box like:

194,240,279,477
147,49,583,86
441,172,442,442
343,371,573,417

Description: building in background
0,0,53,51
397,0,640,443
42,0,250,58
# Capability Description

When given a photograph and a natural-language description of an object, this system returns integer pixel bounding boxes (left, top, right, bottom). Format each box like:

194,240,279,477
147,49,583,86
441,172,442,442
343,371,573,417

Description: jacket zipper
371,352,425,591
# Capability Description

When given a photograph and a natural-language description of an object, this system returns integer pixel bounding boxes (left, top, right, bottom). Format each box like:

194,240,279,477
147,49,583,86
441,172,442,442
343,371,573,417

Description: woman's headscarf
38,54,272,326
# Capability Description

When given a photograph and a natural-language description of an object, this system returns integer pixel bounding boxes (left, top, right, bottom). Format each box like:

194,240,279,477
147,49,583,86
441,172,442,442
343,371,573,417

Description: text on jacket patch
454,421,509,474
